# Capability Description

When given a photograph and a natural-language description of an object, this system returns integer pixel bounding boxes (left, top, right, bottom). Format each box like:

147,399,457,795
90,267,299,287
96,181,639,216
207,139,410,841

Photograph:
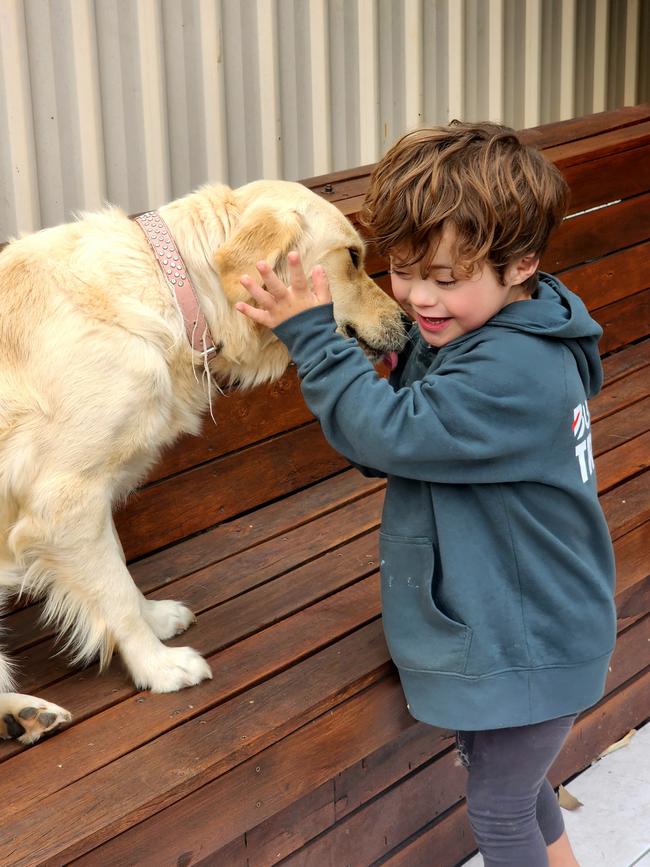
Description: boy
237,122,616,866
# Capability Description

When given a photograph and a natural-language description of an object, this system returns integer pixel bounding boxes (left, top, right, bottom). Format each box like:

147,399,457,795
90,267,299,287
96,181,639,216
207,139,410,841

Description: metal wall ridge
1,0,648,238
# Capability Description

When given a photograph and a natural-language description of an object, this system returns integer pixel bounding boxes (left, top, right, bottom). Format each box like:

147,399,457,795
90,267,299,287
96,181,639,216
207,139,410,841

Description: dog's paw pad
1,699,72,746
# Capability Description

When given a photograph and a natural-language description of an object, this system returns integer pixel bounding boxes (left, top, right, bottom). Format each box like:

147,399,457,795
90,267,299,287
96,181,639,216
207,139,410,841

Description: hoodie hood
487,272,603,398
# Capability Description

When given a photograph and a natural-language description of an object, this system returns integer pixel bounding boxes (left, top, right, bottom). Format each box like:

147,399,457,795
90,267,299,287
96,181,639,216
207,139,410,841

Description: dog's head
211,180,406,380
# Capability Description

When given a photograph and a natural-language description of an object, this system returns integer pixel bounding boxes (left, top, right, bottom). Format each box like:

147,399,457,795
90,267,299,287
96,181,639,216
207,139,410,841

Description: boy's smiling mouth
416,313,452,333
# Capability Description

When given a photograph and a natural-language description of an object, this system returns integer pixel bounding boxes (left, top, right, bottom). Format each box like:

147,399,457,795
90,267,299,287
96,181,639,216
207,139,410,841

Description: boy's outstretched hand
236,251,331,329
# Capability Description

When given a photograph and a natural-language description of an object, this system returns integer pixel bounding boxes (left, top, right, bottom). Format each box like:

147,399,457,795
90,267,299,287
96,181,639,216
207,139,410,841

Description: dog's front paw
143,598,197,640
0,694,72,746
134,646,212,693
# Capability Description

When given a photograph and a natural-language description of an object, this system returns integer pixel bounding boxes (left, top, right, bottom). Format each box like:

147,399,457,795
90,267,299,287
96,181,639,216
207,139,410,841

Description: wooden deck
1,105,649,866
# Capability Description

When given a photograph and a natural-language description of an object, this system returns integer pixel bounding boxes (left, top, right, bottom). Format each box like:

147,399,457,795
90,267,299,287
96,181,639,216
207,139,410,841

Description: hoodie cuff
272,303,342,369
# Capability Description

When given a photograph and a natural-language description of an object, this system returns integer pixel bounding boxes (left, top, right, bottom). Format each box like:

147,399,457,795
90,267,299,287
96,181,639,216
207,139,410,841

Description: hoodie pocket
379,532,472,674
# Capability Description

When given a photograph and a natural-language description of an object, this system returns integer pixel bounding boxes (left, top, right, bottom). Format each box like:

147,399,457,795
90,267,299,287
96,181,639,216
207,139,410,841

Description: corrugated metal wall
0,0,648,238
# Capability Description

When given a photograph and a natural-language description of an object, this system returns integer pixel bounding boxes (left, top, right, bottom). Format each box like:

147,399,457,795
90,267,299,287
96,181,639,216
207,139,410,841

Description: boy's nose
408,280,436,307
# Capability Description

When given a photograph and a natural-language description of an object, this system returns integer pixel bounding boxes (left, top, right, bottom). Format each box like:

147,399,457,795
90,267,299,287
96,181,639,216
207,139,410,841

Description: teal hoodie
274,273,617,730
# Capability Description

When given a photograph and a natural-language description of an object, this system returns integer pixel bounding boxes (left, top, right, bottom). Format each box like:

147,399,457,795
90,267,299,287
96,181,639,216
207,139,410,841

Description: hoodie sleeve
274,304,568,485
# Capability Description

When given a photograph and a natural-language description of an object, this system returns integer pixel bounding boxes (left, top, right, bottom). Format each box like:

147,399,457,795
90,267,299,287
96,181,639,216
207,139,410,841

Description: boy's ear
214,206,304,304
510,253,539,286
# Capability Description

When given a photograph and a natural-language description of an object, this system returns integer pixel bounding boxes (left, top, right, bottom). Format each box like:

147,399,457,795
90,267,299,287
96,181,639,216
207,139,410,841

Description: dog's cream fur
0,179,405,742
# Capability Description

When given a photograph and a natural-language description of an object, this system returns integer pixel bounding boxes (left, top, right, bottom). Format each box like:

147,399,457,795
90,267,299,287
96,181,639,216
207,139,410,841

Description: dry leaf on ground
558,784,584,810
597,728,637,760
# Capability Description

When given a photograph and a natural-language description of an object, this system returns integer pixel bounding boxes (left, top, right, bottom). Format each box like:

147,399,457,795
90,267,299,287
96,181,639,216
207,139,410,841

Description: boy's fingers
287,251,308,292
312,265,331,303
235,301,270,324
241,274,274,306
255,261,287,298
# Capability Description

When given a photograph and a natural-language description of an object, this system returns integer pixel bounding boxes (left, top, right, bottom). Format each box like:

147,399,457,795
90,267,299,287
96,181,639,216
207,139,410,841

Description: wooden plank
600,472,650,540
595,431,650,493
562,241,650,313
562,140,650,214
590,365,650,422
114,422,349,559
72,677,412,867
245,724,445,867
544,120,650,170
244,725,450,866
3,484,647,837
335,723,449,819
380,798,474,867
244,782,336,867
613,524,650,621
130,469,383,582
2,543,648,863
593,396,650,457
517,104,650,150
595,289,650,355
280,747,465,867
543,192,650,273
0,618,392,864
147,370,311,483
601,338,650,384
0,468,384,626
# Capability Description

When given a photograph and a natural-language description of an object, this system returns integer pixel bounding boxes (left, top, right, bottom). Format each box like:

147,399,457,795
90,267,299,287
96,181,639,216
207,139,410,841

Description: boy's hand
236,251,331,329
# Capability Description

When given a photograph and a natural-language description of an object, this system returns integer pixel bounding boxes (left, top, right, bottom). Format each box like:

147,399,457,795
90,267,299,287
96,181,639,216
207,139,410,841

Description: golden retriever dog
0,179,406,745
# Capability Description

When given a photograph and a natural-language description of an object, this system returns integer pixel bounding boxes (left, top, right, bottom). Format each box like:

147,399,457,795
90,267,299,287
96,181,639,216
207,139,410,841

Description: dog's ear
214,206,304,303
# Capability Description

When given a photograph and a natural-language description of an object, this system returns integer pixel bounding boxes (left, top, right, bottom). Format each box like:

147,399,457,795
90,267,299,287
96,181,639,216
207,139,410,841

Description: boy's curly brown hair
359,121,569,289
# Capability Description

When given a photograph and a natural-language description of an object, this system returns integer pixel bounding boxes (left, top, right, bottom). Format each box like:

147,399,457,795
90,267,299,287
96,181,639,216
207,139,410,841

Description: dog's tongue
382,351,399,371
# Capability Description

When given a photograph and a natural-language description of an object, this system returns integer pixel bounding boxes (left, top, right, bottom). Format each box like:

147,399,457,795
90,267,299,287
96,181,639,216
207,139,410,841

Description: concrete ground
462,718,650,866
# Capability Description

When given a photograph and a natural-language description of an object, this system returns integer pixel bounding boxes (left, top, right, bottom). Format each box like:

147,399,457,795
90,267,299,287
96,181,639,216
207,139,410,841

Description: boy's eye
390,269,411,278
435,279,456,287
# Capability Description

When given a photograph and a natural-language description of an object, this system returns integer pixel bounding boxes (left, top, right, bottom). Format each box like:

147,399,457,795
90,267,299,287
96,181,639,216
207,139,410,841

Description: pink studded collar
135,210,217,358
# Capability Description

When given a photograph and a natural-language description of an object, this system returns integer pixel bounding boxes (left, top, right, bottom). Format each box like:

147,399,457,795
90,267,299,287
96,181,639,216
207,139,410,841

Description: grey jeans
456,714,576,866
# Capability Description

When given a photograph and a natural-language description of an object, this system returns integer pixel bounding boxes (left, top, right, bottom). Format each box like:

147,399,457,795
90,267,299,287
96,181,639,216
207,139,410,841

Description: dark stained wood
543,192,650,274
114,422,349,559
0,620,392,864
73,677,412,867
595,431,650,492
593,397,650,457
612,526,650,620
281,748,466,867
544,120,650,169
562,242,650,313
147,369,312,483
517,104,650,149
601,337,650,383
600,472,650,540
561,140,650,213
594,289,650,355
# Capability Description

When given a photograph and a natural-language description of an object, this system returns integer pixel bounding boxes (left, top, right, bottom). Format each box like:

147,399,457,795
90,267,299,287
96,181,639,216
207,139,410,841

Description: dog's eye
348,248,361,269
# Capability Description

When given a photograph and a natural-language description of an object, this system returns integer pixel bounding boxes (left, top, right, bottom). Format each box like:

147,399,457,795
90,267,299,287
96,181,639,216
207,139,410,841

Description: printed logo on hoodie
573,402,594,483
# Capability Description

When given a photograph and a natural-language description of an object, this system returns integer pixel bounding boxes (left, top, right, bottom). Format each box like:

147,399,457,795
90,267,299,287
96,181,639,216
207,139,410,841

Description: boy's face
390,226,538,348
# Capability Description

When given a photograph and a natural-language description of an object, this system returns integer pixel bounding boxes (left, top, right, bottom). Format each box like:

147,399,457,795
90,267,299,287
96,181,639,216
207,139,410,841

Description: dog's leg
13,500,212,693
0,693,72,745
110,518,197,640
141,597,197,640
